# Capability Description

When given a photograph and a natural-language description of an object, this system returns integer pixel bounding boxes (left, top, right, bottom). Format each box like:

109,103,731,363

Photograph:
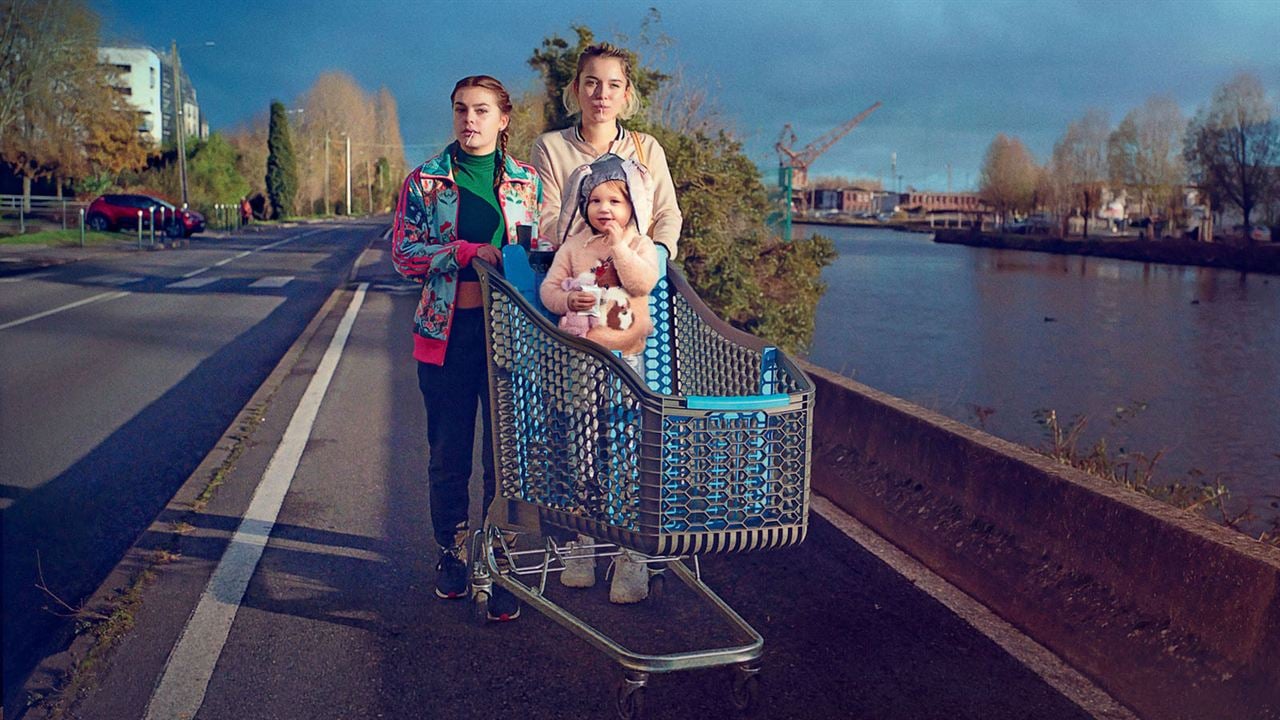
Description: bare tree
371,86,406,211
0,0,63,146
650,65,726,137
1108,95,1185,221
226,111,270,199
979,134,1039,229
1050,110,1110,238
504,84,546,165
1185,72,1279,229
294,72,386,214
809,176,882,190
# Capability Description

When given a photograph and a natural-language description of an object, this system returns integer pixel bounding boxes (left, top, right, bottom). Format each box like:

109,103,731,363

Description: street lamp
319,127,351,216
344,132,351,216
170,40,216,207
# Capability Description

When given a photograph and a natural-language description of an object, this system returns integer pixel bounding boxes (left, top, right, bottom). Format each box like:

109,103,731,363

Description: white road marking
167,276,221,289
143,283,369,720
0,290,131,332
812,495,1137,720
248,275,294,288
83,274,144,285
180,230,321,280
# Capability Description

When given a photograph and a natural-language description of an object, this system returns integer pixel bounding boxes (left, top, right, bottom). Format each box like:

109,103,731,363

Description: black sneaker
435,547,468,599
487,585,520,621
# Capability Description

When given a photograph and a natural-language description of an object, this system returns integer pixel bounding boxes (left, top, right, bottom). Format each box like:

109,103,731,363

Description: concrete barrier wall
801,361,1280,718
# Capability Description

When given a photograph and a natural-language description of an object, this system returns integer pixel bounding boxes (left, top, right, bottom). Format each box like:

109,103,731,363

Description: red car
86,194,206,237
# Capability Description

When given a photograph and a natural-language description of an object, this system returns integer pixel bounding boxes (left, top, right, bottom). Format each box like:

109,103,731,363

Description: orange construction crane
775,101,881,239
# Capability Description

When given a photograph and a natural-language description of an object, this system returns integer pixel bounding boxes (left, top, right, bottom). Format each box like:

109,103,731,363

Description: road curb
18,228,381,719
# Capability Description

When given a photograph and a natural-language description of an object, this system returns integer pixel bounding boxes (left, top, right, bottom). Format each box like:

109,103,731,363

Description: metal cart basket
472,246,814,718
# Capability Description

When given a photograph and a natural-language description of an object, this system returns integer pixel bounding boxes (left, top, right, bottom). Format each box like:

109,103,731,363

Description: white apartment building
98,46,163,144
98,45,207,147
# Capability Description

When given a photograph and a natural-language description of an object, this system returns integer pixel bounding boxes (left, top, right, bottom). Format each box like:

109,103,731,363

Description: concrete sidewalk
33,245,1107,720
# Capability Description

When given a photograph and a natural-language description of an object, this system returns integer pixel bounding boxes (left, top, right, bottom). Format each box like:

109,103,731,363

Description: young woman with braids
531,43,683,603
391,75,542,621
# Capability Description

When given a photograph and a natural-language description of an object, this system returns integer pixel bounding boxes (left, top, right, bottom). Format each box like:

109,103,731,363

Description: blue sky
93,0,1280,192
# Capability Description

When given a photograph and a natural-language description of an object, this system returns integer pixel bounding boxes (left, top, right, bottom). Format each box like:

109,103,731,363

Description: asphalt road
0,219,382,714
34,247,1107,720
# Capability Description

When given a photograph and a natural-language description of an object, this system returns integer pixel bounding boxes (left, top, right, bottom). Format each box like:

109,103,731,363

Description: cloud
96,0,1280,190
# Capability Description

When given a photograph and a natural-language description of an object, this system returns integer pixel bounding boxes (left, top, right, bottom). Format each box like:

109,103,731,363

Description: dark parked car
86,194,205,237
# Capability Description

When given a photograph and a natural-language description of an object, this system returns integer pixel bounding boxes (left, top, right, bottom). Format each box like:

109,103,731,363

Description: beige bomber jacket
531,126,682,259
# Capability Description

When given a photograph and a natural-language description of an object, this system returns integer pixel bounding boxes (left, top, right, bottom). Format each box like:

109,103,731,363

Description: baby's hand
599,221,625,248
568,291,597,312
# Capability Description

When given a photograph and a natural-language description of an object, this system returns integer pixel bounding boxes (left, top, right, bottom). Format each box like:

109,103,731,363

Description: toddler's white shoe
560,534,597,588
609,549,649,604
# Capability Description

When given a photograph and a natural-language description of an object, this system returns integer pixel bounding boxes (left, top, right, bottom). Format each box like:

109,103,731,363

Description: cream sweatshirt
531,127,682,259
539,225,660,356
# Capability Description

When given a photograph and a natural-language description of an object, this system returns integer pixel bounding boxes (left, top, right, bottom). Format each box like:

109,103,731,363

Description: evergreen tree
265,100,297,219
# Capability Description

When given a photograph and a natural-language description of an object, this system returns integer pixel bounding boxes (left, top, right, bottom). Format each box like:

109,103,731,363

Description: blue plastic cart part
684,394,791,410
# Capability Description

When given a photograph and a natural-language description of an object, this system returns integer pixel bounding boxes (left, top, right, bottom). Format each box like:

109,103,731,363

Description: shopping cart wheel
616,671,648,720
730,663,761,715
472,591,490,627
648,572,665,606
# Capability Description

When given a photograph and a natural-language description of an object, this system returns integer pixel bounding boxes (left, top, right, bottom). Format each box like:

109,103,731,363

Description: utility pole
324,131,330,215
891,152,897,195
172,40,188,207
345,134,352,215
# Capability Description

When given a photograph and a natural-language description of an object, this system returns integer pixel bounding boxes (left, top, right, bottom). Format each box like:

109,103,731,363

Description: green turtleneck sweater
453,147,505,249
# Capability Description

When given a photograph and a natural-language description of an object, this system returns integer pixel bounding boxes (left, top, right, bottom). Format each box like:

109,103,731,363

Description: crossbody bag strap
632,130,646,167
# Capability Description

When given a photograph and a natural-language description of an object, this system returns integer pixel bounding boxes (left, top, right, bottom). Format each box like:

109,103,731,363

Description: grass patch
191,402,267,512
30,549,176,719
0,229,129,247
1033,404,1280,547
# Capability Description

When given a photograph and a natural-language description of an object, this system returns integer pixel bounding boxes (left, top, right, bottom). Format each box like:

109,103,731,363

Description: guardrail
1,194,90,234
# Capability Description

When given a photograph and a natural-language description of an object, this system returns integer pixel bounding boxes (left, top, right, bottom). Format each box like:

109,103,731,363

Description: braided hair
451,75,513,189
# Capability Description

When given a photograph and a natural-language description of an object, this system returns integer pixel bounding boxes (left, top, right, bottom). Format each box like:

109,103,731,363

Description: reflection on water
804,224,1280,524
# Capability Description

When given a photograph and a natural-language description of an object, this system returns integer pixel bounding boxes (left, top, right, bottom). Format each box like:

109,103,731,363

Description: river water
803,223,1280,525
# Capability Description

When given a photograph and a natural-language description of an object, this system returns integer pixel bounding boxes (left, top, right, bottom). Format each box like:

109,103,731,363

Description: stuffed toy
558,271,602,338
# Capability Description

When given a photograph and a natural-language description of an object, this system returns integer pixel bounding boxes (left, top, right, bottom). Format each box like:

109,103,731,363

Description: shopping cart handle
684,394,791,410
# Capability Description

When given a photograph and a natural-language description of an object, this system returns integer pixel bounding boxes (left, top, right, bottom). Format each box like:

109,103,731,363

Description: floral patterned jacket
391,144,542,364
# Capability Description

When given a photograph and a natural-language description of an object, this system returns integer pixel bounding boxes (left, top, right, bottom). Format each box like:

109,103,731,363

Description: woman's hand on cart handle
567,291,596,312
474,244,502,266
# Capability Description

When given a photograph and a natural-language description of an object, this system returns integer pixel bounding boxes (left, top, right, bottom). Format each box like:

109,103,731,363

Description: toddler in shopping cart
540,153,661,603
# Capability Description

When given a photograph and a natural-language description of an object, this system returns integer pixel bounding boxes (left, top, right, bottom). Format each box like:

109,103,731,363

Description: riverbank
935,228,1280,275
796,217,936,234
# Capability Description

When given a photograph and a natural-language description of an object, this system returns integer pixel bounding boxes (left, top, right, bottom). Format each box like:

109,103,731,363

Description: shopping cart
471,245,813,719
